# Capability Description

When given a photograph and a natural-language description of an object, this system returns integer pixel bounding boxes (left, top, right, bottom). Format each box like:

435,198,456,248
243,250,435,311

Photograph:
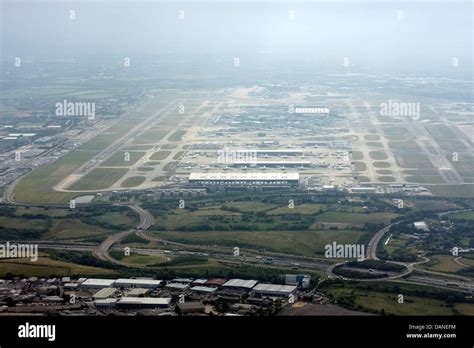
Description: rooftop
189,172,299,181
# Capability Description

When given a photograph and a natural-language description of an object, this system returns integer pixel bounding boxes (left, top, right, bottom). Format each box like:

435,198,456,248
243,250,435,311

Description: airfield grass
352,151,364,160
448,154,474,179
373,161,391,168
369,151,388,160
366,142,384,148
14,151,96,203
133,129,169,144
161,144,178,149
137,167,154,172
101,151,145,167
377,176,396,182
44,219,111,240
163,162,178,172
152,176,167,182
69,168,128,190
396,154,433,168
150,151,171,161
388,140,421,152
0,256,116,277
13,112,151,203
364,135,380,141
121,176,146,188
383,126,409,139
168,130,186,142
145,161,160,166
152,229,367,256
357,176,371,182
354,162,367,171
173,151,185,160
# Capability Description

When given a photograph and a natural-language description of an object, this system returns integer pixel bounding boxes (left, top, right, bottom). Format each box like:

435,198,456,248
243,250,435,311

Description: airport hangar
188,172,300,187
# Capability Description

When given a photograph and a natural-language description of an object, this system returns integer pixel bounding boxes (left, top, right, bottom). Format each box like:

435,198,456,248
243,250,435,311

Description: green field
173,151,185,160
396,154,433,168
312,211,398,226
369,151,388,160
366,142,384,148
14,151,96,203
44,219,111,240
373,161,391,168
121,176,146,188
325,287,456,315
364,135,380,141
377,176,396,182
69,168,128,190
418,254,466,274
152,229,367,256
352,151,364,160
168,130,186,142
120,254,166,266
150,151,171,161
101,151,145,166
0,257,116,277
0,216,49,231
354,162,367,171
133,129,169,144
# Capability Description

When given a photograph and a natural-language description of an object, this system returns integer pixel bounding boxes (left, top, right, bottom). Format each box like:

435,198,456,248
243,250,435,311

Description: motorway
1,202,472,294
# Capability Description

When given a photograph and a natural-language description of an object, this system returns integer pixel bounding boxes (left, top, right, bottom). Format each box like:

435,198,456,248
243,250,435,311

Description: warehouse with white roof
253,284,297,297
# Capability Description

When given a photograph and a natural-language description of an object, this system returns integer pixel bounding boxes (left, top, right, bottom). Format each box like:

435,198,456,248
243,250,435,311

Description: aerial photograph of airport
0,0,473,346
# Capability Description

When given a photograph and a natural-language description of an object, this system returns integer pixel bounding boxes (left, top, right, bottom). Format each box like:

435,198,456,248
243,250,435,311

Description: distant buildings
188,172,300,187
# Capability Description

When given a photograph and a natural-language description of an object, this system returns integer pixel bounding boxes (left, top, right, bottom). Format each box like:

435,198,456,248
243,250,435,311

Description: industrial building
230,161,310,168
114,278,162,288
223,279,258,291
116,297,171,309
189,172,299,187
253,284,297,297
294,107,329,115
190,286,217,294
92,287,118,300
80,278,115,289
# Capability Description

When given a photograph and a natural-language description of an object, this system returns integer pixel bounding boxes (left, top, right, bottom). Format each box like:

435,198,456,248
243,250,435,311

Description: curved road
93,204,154,266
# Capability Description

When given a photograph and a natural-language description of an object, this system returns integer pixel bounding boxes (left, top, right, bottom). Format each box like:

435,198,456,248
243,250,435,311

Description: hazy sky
1,0,472,75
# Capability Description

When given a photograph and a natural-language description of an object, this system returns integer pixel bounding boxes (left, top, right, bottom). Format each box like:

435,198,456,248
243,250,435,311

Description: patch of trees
346,260,405,272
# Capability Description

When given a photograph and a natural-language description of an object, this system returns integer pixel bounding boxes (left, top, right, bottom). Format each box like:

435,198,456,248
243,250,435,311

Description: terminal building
188,172,300,188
